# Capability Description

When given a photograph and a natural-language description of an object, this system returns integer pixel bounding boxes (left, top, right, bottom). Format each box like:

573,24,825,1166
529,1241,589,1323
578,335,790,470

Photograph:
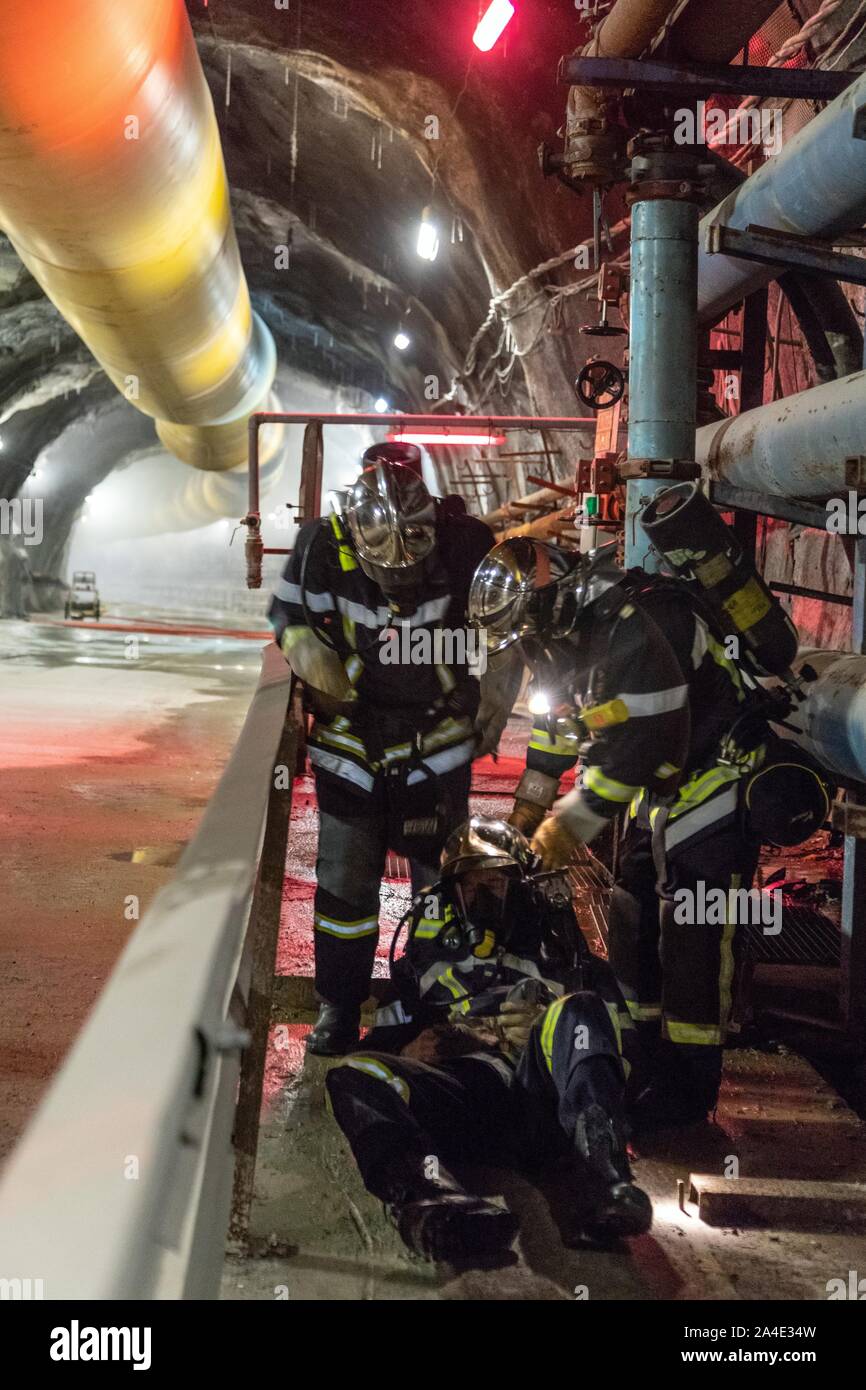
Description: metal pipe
626,198,699,567
0,0,276,473
785,650,866,783
695,368,866,499
697,71,866,325
594,0,684,56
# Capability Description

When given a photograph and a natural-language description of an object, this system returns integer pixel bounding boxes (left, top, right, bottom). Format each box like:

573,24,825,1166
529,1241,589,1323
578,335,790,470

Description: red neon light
388,430,507,447
473,0,515,52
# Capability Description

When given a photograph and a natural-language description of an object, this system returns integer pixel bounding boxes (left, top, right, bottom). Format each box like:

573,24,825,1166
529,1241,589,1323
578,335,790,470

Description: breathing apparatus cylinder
640,482,799,678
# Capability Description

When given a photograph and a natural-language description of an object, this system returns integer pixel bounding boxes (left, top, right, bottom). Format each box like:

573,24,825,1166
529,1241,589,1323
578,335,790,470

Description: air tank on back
640,482,799,678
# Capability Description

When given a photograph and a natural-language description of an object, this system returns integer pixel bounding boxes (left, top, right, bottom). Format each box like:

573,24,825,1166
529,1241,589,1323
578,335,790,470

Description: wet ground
0,610,266,1163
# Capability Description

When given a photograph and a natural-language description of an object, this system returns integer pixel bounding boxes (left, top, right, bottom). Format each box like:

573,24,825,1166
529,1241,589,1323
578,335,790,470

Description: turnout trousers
326,993,628,1193
607,814,760,1109
313,761,472,1008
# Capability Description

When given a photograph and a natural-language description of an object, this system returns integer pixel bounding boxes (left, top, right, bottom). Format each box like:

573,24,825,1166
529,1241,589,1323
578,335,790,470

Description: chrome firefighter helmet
343,458,437,598
468,536,624,654
361,440,424,477
439,815,537,946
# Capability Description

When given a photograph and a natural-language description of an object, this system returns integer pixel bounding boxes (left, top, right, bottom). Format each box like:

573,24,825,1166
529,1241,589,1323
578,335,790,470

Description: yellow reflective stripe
314,912,378,939
584,765,641,804
655,761,680,779
718,872,738,1038
663,1020,723,1046
342,1056,409,1101
529,731,576,757
383,741,413,765
344,653,363,685
414,920,442,940
540,995,569,1073
668,763,742,820
314,726,367,756
280,625,308,657
342,614,357,647
438,966,470,1002
604,1001,630,1079
435,664,457,694
624,998,662,1022
705,632,745,699
422,716,474,755
330,513,358,571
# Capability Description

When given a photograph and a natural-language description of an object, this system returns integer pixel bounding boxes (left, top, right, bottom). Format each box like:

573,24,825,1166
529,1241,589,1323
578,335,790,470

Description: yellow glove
498,999,546,1052
508,797,546,838
530,815,584,870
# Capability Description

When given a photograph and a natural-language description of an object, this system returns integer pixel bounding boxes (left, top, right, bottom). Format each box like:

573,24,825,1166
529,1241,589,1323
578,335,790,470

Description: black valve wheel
576,359,626,411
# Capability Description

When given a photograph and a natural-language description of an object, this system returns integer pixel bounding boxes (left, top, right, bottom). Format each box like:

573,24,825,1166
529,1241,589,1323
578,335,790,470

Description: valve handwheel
576,359,626,411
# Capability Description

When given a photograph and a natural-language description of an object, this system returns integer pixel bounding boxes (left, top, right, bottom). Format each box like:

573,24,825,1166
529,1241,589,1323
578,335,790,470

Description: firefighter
468,536,774,1128
325,815,652,1262
269,444,505,1056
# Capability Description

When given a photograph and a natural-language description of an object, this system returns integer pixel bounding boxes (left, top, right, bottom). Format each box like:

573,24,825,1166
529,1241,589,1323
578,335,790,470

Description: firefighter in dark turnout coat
326,816,652,1262
269,445,496,1055
468,537,770,1126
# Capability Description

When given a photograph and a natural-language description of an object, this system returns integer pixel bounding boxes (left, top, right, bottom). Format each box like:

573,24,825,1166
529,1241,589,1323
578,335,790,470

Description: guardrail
0,642,299,1299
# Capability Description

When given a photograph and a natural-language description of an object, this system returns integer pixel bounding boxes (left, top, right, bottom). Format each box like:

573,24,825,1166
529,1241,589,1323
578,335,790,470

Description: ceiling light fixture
393,330,411,351
416,206,440,262
387,426,506,447
374,397,390,413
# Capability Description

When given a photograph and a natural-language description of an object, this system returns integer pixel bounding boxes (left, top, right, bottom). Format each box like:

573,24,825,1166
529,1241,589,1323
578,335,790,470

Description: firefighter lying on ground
468,494,832,1129
269,444,520,1057
326,815,652,1264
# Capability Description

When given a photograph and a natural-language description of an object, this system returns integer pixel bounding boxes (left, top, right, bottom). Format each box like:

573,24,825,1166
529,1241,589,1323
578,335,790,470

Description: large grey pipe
697,71,866,325
695,367,866,498
784,651,866,783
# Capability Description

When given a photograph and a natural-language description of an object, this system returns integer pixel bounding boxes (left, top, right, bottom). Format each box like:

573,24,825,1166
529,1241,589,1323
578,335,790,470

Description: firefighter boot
374,1153,519,1264
630,1042,722,1132
573,1104,653,1242
306,1002,361,1056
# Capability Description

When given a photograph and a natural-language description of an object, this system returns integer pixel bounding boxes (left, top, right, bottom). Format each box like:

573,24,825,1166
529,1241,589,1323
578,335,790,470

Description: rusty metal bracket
578,455,618,493
618,457,700,481
705,224,866,288
558,56,855,102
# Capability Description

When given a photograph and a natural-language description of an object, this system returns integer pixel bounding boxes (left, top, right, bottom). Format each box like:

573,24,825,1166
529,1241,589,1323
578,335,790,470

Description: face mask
454,868,514,943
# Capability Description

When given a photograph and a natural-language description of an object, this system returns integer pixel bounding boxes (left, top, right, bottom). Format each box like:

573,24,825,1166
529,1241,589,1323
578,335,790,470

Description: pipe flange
626,177,707,205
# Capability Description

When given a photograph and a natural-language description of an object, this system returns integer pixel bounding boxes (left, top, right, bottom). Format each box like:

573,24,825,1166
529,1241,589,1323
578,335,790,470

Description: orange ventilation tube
0,0,279,475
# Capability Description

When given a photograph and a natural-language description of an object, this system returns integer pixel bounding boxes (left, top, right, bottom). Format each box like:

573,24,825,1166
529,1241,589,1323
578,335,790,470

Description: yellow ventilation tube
0,0,275,473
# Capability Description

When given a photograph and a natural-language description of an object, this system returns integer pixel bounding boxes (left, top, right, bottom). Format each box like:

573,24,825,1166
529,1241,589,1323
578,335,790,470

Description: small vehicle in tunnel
64,571,101,621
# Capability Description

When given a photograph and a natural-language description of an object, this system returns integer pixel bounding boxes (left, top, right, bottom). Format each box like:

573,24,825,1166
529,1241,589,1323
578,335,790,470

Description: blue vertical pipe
626,198,699,570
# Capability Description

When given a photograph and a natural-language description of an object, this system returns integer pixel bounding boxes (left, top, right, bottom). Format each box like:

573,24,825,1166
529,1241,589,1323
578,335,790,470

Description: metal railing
0,642,299,1299
241,411,596,588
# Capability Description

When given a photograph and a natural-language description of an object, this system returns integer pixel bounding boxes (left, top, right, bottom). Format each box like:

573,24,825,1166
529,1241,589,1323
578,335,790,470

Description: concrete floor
0,612,265,1164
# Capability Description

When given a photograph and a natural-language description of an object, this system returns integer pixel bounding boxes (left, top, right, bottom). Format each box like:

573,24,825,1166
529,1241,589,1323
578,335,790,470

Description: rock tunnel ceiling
0,0,603,609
